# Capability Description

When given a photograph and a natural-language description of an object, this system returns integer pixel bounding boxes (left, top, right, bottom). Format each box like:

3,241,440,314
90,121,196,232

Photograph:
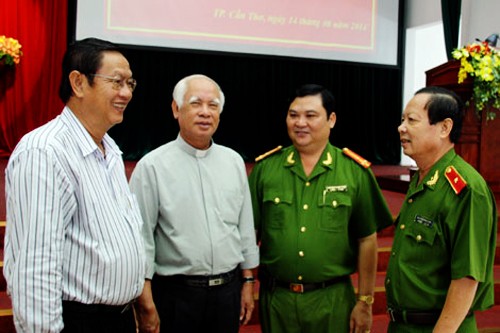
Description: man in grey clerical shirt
129,74,259,333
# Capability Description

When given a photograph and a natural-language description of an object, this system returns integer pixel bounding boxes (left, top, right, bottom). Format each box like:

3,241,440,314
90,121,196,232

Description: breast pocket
317,192,351,232
402,221,439,270
262,192,293,229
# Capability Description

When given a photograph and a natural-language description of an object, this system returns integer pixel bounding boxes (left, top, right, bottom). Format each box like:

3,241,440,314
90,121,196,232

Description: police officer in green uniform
385,86,497,332
249,84,393,333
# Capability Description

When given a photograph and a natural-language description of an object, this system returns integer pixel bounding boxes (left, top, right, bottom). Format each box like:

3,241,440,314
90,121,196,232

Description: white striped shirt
3,107,145,333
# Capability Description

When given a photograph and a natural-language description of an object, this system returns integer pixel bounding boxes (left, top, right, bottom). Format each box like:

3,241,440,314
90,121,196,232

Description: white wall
401,0,447,165
400,0,499,166
404,0,500,58
401,22,448,166
405,0,442,28
461,0,500,46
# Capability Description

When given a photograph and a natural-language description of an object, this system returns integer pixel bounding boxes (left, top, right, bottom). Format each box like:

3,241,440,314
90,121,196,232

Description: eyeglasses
89,73,137,92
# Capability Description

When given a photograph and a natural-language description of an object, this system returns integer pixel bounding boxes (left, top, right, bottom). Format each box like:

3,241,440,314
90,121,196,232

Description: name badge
325,185,347,192
322,185,348,204
415,215,433,228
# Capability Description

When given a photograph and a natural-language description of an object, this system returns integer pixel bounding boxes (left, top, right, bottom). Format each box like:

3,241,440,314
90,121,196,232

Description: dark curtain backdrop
0,0,67,157
1,0,403,165
441,0,462,59
111,49,403,164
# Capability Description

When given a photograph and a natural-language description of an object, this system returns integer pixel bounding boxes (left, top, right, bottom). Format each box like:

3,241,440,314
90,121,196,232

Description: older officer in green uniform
385,86,497,332
249,84,393,333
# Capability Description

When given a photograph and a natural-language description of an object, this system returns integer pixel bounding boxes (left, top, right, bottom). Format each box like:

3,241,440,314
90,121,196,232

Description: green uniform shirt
249,143,393,283
385,149,497,313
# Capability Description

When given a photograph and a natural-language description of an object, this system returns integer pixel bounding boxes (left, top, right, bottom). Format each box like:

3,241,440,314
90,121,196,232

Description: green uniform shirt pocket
400,219,439,271
262,192,293,229
406,219,437,246
317,192,351,232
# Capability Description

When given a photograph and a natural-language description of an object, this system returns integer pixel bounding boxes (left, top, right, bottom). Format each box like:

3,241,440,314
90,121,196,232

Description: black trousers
61,301,136,333
152,273,242,333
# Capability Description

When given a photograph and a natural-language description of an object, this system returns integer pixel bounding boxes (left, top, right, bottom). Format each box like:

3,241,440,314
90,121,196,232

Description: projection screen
76,0,400,66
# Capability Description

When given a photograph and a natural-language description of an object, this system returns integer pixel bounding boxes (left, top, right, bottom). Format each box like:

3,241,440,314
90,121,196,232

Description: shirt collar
412,148,457,191
284,143,335,169
61,106,122,158
284,143,335,181
176,134,214,158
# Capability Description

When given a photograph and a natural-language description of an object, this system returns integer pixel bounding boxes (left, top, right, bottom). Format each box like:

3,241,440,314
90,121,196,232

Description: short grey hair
172,74,225,112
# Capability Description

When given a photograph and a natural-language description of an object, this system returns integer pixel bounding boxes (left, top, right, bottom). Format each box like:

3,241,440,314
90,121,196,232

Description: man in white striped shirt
3,38,145,333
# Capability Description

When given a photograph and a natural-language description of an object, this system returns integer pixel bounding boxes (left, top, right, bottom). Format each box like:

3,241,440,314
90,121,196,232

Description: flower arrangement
0,35,23,66
452,41,500,121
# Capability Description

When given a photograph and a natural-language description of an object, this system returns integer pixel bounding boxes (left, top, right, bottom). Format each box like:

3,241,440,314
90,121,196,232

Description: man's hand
349,301,372,333
135,280,160,333
239,282,255,325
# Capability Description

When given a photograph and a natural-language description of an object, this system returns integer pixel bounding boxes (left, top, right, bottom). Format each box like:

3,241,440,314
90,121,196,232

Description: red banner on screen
106,0,377,52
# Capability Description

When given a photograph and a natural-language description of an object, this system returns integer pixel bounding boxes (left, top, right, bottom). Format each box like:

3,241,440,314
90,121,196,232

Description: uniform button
298,275,303,281
300,226,307,233
416,235,422,242
408,198,413,203
400,224,405,230
386,278,391,285
299,251,304,257
305,181,311,187
392,251,396,256
303,204,309,210
274,197,280,204
332,200,338,208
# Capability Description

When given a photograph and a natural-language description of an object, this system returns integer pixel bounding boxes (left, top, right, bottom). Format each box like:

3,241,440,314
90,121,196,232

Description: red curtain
0,0,67,157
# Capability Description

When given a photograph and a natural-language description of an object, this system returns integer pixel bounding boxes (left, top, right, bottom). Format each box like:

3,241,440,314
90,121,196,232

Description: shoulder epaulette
255,145,283,162
444,166,467,195
342,147,371,168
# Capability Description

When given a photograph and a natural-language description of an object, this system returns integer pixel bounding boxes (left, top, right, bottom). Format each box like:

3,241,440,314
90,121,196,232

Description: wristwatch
358,295,375,305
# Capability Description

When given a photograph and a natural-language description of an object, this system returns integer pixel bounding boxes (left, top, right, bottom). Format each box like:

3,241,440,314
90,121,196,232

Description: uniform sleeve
4,149,70,332
129,160,160,279
450,186,496,282
351,167,394,238
446,178,497,311
248,162,263,238
237,161,259,269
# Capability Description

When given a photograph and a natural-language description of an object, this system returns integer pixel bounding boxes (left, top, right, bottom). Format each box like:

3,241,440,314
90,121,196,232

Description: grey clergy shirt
129,134,259,279
3,107,146,333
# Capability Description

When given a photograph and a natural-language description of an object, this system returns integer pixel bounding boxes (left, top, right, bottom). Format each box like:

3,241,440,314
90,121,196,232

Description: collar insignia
286,152,296,165
322,152,333,166
426,170,439,186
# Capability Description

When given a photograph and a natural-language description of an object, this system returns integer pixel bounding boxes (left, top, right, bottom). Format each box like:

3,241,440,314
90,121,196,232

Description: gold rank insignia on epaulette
342,148,371,168
255,145,283,162
444,166,467,195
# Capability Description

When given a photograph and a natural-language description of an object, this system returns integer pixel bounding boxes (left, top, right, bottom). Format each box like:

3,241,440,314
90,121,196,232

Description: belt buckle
209,278,224,286
290,283,304,293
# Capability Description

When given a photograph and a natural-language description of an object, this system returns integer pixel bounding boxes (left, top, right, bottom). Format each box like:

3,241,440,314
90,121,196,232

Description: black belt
388,308,473,326
260,270,349,293
156,267,239,288
62,300,134,315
